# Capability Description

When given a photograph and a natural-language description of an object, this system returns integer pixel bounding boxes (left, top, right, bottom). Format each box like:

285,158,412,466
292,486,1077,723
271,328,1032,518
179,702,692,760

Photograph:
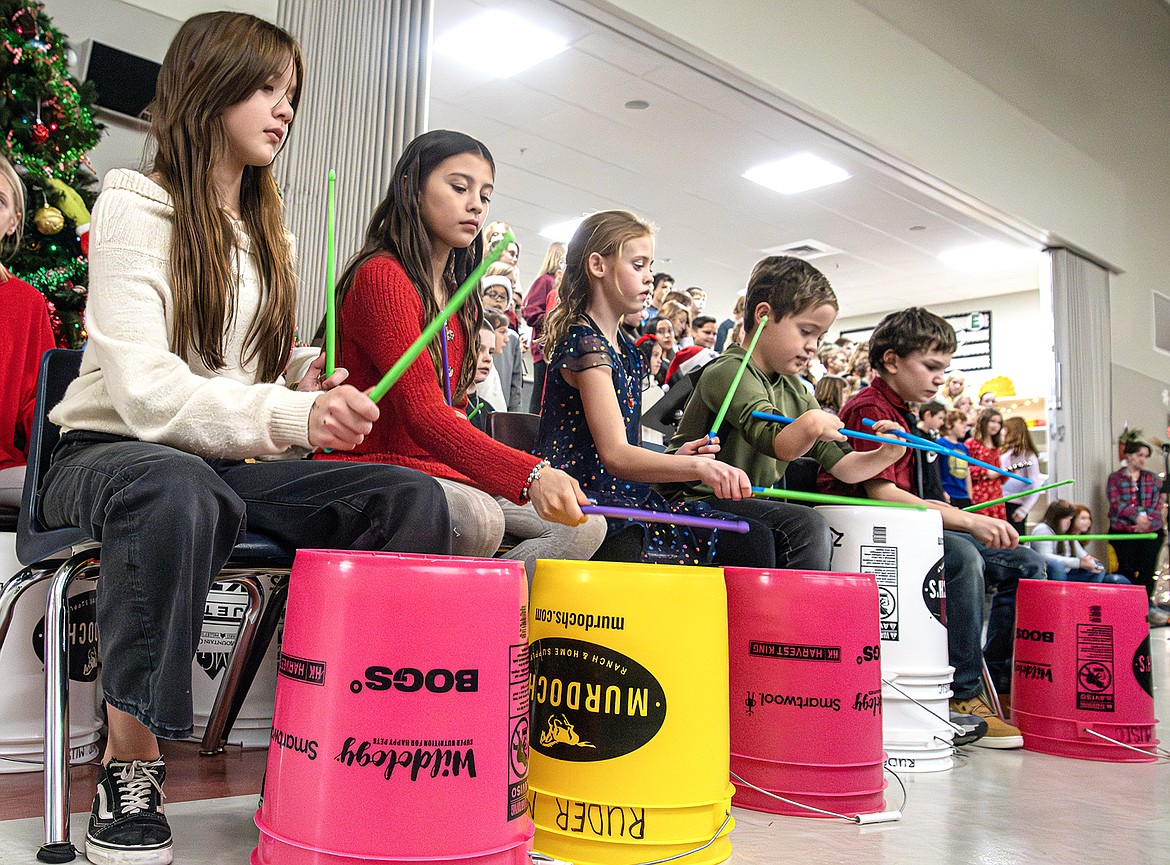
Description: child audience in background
998,415,1043,534
966,408,1007,519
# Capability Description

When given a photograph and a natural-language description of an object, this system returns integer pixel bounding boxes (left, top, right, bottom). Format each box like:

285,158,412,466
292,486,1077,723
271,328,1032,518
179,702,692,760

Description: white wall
832,290,1050,400
597,0,1170,399
47,0,179,179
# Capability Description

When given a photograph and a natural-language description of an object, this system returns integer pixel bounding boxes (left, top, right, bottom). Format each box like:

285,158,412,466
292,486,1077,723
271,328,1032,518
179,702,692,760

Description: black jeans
39,432,452,738
691,496,832,570
1112,531,1164,597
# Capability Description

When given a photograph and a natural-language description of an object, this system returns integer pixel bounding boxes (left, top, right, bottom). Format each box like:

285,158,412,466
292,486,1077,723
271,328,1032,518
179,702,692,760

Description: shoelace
114,760,166,814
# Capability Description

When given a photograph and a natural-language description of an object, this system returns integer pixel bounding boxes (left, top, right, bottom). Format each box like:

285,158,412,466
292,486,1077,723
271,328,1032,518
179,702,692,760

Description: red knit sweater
319,255,537,502
1,276,55,472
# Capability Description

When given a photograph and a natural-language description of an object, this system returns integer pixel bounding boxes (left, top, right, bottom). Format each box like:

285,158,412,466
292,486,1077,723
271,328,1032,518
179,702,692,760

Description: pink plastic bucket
1012,580,1159,762
725,568,886,817
252,551,534,864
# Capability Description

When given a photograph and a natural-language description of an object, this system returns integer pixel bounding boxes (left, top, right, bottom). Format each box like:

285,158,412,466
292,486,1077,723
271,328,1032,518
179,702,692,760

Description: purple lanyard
438,326,453,406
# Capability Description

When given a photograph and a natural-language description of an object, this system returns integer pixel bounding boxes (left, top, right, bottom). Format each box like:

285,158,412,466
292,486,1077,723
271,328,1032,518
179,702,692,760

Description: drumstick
963,479,1074,511
859,418,1031,484
709,315,767,440
750,409,961,470
580,505,751,534
750,486,928,511
324,169,337,378
1018,532,1157,543
369,230,514,403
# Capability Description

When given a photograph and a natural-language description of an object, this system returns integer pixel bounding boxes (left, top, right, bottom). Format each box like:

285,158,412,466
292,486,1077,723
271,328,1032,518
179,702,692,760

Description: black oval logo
1133,635,1153,697
529,637,666,762
921,557,945,625
34,589,99,682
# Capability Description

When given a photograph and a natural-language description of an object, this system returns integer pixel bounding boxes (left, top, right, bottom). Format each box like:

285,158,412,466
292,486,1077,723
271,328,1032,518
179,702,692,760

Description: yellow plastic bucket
527,559,733,865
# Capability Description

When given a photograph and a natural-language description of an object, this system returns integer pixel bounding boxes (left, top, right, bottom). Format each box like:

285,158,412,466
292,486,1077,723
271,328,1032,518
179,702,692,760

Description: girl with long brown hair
38,14,451,863
322,129,605,574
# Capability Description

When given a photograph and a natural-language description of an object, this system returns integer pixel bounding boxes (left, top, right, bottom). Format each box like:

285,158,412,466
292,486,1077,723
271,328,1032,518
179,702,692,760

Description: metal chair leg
981,658,1005,720
214,576,288,752
199,574,263,754
0,565,51,650
39,552,99,864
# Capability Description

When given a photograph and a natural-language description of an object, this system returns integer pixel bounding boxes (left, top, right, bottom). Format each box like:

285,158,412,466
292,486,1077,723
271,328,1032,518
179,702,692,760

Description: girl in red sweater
325,130,605,573
0,153,55,507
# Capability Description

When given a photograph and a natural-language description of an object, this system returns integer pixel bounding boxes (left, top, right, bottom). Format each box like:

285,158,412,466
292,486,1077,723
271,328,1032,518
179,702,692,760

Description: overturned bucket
725,567,886,817
527,559,733,865
252,551,533,865
1012,580,1160,762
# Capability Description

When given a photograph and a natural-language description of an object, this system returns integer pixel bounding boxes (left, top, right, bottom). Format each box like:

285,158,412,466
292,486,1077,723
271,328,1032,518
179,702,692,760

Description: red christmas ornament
31,121,48,143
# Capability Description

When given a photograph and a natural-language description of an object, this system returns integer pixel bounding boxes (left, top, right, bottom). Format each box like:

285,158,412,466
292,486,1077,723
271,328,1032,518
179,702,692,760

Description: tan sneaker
949,695,1023,749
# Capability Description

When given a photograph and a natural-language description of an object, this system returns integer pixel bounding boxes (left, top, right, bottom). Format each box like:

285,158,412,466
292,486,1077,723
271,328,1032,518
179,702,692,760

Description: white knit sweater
50,170,318,459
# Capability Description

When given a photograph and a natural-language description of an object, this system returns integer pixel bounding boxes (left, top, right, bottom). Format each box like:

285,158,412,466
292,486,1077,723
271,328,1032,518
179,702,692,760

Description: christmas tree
0,0,102,347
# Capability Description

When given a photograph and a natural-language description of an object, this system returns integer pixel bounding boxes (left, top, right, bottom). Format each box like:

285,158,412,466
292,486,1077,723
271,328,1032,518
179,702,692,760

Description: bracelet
520,459,551,501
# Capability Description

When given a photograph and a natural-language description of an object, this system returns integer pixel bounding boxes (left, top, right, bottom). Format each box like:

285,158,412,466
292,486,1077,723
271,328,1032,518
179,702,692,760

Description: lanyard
438,325,453,406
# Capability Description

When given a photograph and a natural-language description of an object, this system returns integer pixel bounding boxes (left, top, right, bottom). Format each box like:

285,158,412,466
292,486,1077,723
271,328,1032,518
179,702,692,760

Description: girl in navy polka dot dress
535,210,774,567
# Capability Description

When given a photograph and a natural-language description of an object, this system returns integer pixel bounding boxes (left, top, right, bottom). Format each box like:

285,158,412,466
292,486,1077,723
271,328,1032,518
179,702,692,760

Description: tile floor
1,635,1168,865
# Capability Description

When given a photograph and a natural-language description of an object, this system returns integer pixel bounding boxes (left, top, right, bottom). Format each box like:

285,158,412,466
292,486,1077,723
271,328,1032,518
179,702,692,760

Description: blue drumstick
749,410,921,450
859,418,1031,485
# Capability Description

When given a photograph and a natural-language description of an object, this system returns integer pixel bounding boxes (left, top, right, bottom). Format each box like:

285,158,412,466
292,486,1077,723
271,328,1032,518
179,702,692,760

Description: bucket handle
728,770,905,825
881,677,967,734
530,811,733,865
1083,728,1170,761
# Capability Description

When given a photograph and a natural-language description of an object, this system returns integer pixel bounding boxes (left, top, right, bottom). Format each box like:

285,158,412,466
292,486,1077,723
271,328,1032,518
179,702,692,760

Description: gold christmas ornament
35,204,65,235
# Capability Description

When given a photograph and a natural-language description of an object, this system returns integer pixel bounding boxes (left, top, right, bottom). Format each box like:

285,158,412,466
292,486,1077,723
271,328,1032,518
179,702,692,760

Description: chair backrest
16,349,89,565
781,456,821,494
488,411,541,453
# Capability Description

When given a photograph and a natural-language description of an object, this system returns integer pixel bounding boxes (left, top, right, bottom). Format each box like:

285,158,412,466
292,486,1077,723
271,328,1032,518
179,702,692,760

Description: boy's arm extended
863,478,1019,548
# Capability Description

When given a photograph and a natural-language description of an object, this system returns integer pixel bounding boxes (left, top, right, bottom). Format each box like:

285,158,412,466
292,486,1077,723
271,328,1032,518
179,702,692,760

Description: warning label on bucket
1076,624,1114,712
509,642,529,820
861,545,899,641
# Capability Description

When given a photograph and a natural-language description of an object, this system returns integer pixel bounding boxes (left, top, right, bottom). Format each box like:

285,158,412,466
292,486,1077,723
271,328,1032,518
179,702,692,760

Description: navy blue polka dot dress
536,320,724,565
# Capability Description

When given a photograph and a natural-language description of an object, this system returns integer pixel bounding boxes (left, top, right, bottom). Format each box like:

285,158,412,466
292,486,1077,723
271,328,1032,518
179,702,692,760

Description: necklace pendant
446,327,455,341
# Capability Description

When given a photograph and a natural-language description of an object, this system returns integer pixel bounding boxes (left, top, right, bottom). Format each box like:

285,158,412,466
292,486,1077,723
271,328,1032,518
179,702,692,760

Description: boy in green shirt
665,255,903,568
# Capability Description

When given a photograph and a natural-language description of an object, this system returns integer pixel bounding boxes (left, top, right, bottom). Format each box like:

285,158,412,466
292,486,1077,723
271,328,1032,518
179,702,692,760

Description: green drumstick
369,230,514,404
1018,532,1157,543
709,315,767,440
963,479,1075,511
324,169,338,378
751,486,927,511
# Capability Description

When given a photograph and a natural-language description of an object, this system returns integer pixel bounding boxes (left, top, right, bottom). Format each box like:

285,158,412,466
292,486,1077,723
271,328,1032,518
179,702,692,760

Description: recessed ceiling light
937,242,1041,270
433,10,568,78
540,216,585,243
742,153,851,195
624,99,650,110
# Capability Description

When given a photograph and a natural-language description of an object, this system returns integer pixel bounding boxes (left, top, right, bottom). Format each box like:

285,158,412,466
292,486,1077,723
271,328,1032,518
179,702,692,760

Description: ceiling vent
761,239,842,260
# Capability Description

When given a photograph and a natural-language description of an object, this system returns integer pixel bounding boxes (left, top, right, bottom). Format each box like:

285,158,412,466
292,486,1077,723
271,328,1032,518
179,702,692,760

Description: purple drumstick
581,504,751,534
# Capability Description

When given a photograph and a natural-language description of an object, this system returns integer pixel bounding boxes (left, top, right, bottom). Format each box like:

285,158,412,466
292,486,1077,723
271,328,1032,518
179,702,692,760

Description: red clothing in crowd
522,272,556,364
1,275,55,472
965,437,1006,520
318,254,537,502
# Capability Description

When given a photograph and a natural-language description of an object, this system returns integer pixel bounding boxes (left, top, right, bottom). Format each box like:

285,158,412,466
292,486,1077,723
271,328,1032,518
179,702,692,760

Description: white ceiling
430,0,1043,318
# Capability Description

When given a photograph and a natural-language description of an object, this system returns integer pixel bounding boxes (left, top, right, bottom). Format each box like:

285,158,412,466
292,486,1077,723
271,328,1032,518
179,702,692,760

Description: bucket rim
255,811,535,862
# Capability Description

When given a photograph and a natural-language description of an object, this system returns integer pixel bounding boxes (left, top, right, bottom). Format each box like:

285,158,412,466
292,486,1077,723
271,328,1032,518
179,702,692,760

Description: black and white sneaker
85,758,172,865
